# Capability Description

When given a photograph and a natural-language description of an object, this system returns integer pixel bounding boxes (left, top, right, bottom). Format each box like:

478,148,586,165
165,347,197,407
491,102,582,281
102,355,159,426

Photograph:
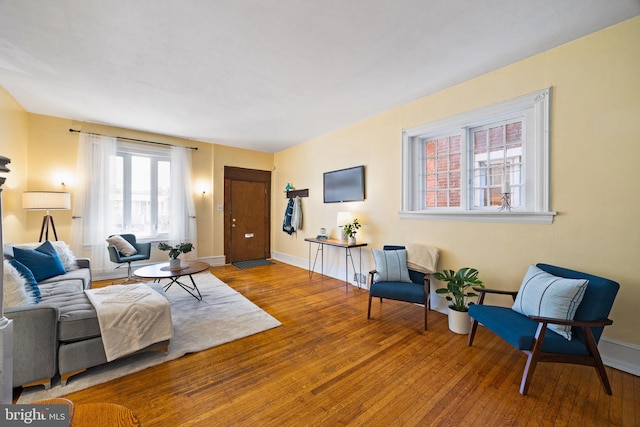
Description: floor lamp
22,191,71,242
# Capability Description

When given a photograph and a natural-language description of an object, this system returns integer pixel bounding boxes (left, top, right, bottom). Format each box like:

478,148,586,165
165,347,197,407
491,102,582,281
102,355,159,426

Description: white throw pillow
106,235,138,256
372,249,412,283
512,265,588,340
3,260,35,308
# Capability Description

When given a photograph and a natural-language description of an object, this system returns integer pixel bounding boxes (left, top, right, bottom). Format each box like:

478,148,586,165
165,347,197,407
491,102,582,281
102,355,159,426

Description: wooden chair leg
582,326,613,395
367,294,373,319
520,323,547,395
423,304,428,331
468,318,479,346
520,351,539,395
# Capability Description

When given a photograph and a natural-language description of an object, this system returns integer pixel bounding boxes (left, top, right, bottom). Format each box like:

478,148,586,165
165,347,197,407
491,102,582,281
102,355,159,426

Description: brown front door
224,167,271,263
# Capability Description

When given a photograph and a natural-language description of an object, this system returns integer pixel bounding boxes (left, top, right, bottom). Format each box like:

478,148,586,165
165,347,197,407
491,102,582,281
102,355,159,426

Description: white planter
447,308,471,334
169,258,182,270
348,236,356,245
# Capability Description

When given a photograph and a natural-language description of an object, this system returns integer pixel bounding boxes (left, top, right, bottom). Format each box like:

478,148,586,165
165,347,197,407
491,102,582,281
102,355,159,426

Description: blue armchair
468,263,619,395
367,245,432,330
107,234,151,283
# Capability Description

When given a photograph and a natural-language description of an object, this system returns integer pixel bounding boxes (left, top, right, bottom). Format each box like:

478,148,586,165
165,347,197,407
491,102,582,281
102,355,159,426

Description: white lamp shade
337,211,354,227
22,191,71,210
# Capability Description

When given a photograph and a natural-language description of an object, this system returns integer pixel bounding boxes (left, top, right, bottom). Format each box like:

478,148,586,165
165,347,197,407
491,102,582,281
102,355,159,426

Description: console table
304,237,367,291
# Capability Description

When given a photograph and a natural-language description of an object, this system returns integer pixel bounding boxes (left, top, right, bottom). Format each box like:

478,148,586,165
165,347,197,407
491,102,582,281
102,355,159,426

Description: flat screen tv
323,165,365,203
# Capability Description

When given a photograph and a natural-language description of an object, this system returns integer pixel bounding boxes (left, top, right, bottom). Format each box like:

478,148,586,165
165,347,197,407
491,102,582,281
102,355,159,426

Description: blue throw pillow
12,240,67,283
372,249,412,283
8,259,41,304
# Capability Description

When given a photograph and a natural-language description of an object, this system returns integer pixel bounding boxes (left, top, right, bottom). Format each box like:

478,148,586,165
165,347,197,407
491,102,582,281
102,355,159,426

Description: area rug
232,259,274,269
17,272,281,403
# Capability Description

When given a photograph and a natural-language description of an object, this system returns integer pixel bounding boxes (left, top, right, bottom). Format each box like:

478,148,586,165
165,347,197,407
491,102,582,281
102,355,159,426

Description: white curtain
69,133,117,275
169,146,198,259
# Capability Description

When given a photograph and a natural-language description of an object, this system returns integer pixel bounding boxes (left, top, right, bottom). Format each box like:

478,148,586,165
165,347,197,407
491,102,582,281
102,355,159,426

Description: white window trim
401,88,556,224
115,142,172,239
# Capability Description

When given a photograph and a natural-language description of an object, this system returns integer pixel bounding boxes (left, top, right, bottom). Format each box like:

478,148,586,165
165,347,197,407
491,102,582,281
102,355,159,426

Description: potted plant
158,242,194,270
434,267,484,334
342,219,361,245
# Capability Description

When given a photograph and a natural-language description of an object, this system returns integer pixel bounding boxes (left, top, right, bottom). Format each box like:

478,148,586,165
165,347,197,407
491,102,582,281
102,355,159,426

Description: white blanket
85,284,173,362
406,243,440,274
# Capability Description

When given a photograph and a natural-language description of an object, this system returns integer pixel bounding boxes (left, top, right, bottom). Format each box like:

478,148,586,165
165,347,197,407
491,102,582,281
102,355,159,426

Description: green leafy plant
157,242,194,259
434,267,484,312
342,218,361,238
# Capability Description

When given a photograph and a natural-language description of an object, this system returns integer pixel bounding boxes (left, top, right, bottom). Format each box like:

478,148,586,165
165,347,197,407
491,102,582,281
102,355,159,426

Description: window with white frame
110,143,171,238
401,88,555,224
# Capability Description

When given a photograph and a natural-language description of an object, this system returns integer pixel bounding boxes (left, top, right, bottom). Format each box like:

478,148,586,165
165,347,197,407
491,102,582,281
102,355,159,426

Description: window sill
399,210,557,224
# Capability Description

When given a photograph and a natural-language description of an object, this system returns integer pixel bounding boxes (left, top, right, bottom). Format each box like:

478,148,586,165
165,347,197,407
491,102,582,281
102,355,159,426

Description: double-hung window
109,143,171,239
401,88,555,224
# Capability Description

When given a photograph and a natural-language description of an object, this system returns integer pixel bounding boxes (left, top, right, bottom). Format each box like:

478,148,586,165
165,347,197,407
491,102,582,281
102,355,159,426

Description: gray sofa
4,244,170,389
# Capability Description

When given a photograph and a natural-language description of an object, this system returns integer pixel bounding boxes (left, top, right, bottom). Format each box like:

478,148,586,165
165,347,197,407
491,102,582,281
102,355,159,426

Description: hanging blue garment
282,198,295,235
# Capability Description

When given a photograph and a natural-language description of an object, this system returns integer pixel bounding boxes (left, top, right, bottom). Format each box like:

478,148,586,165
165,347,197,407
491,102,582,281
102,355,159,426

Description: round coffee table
134,260,209,301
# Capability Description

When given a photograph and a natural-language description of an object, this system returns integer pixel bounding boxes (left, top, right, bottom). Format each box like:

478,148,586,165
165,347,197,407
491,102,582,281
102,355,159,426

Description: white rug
18,272,281,403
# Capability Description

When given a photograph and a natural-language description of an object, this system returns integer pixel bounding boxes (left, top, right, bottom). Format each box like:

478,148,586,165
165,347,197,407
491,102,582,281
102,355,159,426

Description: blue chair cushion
468,305,590,356
12,240,66,282
118,253,150,262
370,281,425,304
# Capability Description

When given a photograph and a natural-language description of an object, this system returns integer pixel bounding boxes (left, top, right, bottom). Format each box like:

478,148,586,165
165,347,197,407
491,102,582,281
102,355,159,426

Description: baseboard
270,251,367,288
599,337,640,376
201,255,225,267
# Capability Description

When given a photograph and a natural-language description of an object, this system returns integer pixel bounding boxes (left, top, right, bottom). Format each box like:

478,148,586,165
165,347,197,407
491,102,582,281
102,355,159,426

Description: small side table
304,237,367,291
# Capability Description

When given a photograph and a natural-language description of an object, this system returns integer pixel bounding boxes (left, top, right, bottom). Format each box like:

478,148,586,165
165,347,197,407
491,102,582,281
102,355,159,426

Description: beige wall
273,17,640,345
0,104,275,262
0,86,29,243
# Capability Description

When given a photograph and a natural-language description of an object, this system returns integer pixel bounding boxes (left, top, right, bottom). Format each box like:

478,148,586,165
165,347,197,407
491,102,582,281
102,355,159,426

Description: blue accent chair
468,263,619,395
107,234,151,283
367,245,431,330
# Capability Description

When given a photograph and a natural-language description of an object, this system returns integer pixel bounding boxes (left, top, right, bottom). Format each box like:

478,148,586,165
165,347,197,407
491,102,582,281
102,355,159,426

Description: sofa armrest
5,305,59,388
76,257,91,269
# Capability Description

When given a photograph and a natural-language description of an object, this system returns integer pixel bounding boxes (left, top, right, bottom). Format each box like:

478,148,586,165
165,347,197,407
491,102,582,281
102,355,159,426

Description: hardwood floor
40,262,639,426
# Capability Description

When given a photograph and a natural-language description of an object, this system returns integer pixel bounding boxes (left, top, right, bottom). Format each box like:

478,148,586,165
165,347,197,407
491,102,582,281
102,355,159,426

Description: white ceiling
0,1,638,153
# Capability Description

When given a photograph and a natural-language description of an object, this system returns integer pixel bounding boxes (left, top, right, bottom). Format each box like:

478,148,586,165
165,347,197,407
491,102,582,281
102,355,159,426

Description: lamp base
39,214,58,241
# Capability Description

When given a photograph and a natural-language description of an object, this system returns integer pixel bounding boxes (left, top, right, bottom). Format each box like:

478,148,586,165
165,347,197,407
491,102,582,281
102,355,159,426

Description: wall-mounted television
323,165,365,203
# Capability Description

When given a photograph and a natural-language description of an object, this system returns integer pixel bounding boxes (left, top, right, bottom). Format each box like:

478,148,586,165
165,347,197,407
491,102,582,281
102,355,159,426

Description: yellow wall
0,89,274,263
273,17,640,345
0,86,29,243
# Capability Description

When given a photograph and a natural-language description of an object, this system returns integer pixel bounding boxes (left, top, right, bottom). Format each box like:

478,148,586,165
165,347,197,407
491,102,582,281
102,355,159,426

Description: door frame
224,166,271,264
